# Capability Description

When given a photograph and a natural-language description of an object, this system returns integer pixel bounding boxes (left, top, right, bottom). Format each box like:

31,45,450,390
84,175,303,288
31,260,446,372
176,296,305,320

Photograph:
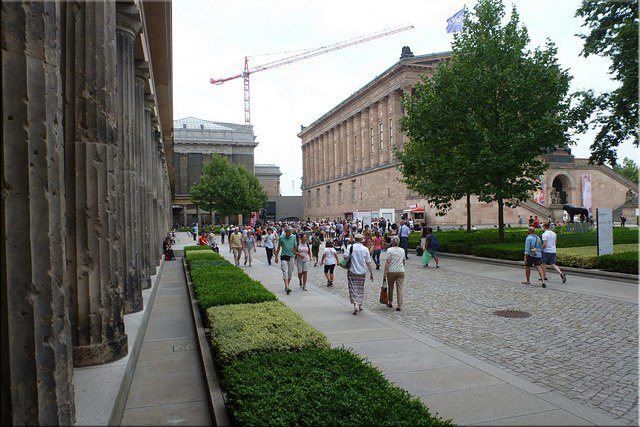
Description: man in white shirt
541,222,567,283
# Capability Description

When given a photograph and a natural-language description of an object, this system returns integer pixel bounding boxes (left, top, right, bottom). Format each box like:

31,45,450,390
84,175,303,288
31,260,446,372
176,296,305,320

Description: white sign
597,208,614,256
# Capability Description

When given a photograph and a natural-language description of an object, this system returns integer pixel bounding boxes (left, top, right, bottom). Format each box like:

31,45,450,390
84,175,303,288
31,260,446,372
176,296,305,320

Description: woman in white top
294,233,312,291
383,236,406,311
320,240,338,287
344,234,374,315
263,227,277,265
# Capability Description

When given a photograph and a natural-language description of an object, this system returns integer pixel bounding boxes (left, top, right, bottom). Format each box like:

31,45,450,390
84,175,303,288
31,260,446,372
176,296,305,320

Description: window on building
389,118,393,147
316,188,320,207
338,183,343,204
354,135,357,163
326,186,331,206
379,123,384,152
351,179,357,202
307,190,311,208
370,127,374,154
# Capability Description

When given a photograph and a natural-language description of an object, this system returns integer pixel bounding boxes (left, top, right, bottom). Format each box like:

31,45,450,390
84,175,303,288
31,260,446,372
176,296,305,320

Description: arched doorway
551,175,570,204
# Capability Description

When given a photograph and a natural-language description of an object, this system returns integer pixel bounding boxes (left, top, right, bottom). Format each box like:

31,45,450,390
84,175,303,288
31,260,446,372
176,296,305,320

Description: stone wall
1,0,173,424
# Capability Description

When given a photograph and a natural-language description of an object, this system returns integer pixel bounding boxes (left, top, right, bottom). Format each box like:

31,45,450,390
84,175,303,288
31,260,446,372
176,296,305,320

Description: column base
124,297,143,314
73,334,128,367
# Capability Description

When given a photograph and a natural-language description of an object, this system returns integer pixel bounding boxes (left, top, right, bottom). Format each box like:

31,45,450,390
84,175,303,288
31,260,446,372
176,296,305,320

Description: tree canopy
190,154,268,220
575,0,638,165
613,157,639,184
398,0,579,241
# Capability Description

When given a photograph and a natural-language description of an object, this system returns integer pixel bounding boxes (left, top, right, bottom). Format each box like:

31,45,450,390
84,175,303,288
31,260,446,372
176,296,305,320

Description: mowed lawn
558,244,639,257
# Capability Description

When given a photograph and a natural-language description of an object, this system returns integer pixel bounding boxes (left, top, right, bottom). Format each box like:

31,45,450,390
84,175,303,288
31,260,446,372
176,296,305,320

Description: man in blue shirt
523,226,546,288
398,220,411,260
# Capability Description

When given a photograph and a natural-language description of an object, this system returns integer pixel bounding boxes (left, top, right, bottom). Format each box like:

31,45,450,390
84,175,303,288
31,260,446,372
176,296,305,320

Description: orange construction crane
210,24,414,124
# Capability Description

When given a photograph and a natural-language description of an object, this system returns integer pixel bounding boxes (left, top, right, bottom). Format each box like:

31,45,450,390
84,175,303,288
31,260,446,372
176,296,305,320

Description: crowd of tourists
173,216,568,315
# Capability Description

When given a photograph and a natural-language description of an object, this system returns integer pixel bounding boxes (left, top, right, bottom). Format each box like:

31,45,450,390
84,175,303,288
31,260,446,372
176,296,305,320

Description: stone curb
410,249,638,283
182,257,230,427
108,256,165,426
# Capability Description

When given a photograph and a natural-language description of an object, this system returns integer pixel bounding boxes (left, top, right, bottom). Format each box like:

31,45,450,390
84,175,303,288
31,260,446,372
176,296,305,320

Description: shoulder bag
339,244,354,269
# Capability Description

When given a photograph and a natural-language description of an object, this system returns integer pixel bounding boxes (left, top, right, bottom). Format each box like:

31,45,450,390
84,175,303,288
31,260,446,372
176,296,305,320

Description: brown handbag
379,276,388,304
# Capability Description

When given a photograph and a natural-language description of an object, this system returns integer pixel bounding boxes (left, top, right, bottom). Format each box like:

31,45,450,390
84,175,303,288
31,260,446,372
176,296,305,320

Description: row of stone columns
302,89,402,188
1,1,173,424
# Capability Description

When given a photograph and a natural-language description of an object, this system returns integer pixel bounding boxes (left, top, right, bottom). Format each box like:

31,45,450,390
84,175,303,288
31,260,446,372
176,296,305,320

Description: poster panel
597,208,614,256
581,174,592,215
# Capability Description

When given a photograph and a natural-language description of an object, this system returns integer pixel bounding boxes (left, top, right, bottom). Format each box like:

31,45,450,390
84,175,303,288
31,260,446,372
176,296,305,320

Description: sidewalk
218,244,622,426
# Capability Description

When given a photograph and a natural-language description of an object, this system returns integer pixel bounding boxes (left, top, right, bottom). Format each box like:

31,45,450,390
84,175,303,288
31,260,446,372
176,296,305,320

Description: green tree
399,0,578,242
575,0,638,165
190,154,268,221
613,157,639,184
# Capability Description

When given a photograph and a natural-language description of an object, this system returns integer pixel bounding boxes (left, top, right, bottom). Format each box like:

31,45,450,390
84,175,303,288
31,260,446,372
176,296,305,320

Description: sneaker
436,265,439,269
561,273,567,283
285,288,291,295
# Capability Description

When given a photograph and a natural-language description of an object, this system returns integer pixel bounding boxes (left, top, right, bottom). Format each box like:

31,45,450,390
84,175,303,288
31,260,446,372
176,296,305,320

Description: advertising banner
532,176,545,205
581,174,592,215
597,208,613,256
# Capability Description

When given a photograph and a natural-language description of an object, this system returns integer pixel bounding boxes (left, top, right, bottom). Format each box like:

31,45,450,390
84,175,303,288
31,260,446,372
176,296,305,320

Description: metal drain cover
493,310,531,318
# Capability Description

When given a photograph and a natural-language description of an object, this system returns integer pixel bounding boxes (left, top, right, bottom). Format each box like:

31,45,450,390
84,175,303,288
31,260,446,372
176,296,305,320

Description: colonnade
1,1,172,424
302,89,404,187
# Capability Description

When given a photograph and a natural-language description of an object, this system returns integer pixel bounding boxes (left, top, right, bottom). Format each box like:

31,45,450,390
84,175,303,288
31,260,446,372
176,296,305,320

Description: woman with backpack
294,233,312,291
424,227,440,268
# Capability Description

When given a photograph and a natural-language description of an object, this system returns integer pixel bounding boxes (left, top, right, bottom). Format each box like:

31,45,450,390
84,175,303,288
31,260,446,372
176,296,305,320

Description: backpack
430,234,439,250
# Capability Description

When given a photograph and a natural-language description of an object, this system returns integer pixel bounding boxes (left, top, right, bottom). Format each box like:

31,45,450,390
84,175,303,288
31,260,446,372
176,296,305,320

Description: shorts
541,252,557,265
324,264,335,274
525,255,542,267
280,258,295,280
296,259,310,273
427,248,438,258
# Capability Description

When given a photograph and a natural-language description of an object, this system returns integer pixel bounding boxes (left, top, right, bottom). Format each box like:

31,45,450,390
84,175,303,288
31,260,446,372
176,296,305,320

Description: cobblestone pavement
303,249,638,425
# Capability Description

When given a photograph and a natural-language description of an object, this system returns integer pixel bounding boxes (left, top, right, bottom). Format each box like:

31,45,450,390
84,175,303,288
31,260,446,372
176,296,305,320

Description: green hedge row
223,347,452,427
461,243,638,274
179,226,223,233
207,301,329,365
188,248,451,426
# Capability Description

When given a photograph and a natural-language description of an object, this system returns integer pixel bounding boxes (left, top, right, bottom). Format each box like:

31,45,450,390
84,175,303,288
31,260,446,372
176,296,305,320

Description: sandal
541,283,547,288
386,304,393,308
353,310,358,315
359,306,363,311
521,281,531,285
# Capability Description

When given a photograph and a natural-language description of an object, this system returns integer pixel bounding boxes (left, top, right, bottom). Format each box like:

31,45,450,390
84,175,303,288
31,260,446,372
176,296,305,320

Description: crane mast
210,24,414,124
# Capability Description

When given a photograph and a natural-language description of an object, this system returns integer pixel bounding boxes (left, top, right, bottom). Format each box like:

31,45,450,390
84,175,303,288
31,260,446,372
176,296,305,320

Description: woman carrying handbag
383,236,405,311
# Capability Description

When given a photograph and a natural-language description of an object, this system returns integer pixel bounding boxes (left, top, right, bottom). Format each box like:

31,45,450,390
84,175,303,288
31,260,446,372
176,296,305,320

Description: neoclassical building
2,1,173,424
300,47,637,225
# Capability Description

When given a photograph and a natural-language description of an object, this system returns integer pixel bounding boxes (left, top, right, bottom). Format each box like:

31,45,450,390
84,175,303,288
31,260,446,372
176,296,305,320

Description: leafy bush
470,244,523,261
222,347,453,427
207,301,328,364
555,254,600,269
597,252,638,274
189,259,232,270
191,267,276,310
184,245,214,255
185,250,218,262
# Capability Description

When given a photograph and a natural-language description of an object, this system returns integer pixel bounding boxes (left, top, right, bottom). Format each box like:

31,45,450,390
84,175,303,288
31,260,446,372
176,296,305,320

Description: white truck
377,208,395,225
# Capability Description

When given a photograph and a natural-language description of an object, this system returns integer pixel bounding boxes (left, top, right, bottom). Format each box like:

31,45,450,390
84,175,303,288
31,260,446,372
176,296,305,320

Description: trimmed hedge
184,245,214,255
597,252,638,274
191,267,276,309
207,301,329,364
185,250,219,262
222,347,453,427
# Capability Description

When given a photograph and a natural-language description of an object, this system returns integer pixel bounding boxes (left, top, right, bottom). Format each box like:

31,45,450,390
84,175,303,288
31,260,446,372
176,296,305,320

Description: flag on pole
446,8,465,33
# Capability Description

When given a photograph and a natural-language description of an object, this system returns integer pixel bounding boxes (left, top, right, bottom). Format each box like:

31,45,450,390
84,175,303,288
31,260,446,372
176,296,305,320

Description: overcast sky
173,0,638,196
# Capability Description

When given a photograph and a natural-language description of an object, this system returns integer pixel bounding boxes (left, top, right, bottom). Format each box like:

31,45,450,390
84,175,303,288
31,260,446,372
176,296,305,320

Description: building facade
300,48,637,225
255,164,282,197
172,117,258,225
1,1,173,424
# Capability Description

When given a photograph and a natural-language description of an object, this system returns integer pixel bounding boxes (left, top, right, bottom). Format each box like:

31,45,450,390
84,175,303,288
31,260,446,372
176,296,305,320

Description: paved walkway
215,237,635,426
120,258,212,425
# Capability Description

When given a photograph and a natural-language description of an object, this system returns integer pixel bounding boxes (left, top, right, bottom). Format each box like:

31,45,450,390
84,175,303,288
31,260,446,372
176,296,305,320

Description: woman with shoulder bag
344,234,374,315
294,233,312,291
384,236,406,311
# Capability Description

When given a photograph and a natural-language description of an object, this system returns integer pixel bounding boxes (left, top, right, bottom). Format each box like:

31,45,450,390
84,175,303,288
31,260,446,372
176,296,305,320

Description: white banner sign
597,208,614,256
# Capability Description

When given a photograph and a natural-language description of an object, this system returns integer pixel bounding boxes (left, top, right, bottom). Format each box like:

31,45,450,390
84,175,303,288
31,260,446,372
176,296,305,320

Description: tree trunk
466,193,472,232
498,197,505,243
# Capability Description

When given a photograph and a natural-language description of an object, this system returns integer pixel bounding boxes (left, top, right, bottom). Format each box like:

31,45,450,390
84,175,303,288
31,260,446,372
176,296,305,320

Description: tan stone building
255,164,282,197
300,47,637,226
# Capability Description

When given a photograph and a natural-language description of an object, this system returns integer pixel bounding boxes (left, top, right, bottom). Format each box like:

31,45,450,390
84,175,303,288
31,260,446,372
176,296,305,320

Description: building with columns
172,117,258,225
300,47,637,226
2,1,173,424
255,164,282,197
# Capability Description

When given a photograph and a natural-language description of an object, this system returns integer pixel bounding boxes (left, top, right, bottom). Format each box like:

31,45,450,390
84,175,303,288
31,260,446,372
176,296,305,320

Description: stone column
319,134,325,183
390,89,402,160
340,121,347,177
63,0,128,367
344,117,355,175
371,102,380,168
135,63,150,288
329,128,335,180
382,95,390,164
313,138,319,184
355,113,362,171
303,143,309,189
1,1,75,423
116,3,143,313
362,108,370,170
